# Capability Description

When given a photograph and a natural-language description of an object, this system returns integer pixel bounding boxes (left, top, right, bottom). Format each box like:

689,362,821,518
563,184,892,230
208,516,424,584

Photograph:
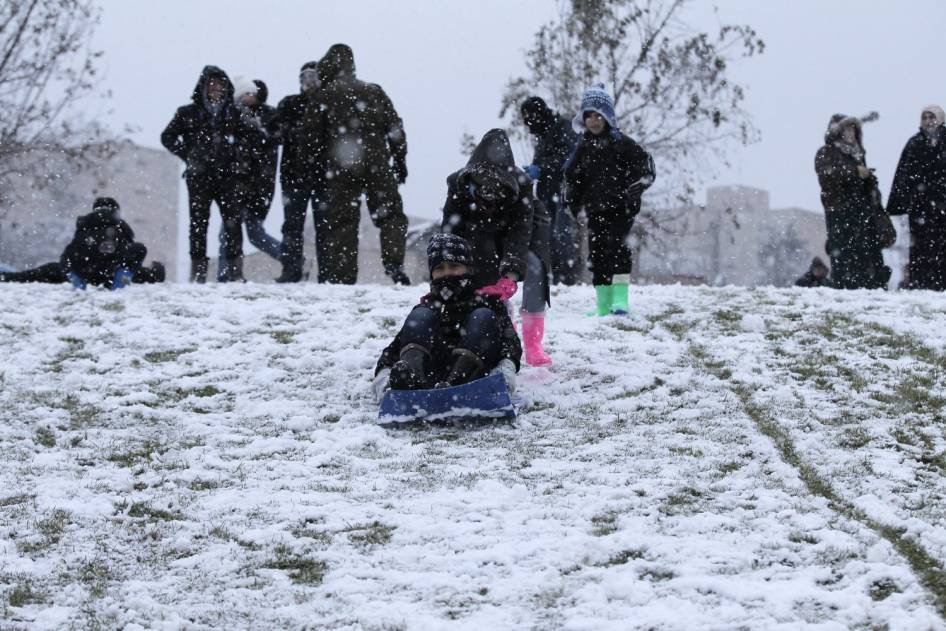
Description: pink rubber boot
521,311,553,367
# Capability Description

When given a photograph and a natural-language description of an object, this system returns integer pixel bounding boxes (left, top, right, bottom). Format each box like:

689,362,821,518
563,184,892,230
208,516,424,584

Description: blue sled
378,373,516,425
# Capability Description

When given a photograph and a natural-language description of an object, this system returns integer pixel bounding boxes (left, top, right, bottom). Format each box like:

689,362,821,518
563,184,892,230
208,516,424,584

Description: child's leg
588,214,614,315
609,213,635,314
390,306,441,389
521,251,552,366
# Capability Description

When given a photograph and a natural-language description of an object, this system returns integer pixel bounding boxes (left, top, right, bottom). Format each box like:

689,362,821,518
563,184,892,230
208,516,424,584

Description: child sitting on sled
372,234,521,402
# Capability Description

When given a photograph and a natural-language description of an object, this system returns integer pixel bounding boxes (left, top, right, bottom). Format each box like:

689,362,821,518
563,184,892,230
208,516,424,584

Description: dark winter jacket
233,91,279,191
160,66,241,183
275,86,326,191
563,128,655,218
815,118,875,217
317,45,407,179
60,209,138,279
887,125,946,218
375,291,522,375
530,114,579,208
442,129,536,287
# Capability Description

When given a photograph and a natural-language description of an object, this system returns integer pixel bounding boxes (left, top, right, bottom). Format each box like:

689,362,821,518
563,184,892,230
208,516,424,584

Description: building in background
0,143,179,278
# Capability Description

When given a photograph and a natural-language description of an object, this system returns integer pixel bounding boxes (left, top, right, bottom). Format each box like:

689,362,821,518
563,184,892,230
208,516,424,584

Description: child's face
431,262,470,281
585,112,607,135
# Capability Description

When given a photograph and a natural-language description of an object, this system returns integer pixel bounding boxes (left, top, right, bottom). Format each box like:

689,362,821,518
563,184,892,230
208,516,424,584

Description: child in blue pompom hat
564,84,656,316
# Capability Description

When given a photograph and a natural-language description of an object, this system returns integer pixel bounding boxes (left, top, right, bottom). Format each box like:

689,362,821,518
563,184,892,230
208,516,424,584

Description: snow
1,282,945,629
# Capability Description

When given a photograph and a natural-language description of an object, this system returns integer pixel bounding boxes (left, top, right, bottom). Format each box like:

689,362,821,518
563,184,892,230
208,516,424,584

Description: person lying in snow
372,234,520,403
0,197,165,288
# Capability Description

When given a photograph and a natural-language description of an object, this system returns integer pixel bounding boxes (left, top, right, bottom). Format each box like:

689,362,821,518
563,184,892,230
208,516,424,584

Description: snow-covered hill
1,283,944,629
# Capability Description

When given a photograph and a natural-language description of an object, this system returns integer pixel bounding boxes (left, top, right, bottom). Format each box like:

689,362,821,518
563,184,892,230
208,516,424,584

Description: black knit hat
427,233,473,273
92,197,120,213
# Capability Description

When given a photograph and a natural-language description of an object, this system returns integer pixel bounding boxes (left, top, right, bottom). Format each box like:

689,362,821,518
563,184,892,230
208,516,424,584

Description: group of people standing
812,105,946,291
160,44,410,285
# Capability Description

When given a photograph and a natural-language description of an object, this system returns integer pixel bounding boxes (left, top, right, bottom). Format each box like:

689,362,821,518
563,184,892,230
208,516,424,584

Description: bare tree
0,0,118,214
500,0,764,243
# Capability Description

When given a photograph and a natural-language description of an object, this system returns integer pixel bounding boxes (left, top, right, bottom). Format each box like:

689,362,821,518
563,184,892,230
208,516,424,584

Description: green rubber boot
593,285,613,316
609,274,629,315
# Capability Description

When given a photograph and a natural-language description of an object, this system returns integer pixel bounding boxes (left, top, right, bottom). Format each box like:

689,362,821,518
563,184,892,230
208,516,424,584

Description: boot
385,263,411,286
190,257,208,284
275,262,303,283
440,348,485,388
610,275,629,315
592,285,612,316
389,343,430,390
225,257,245,283
521,311,552,366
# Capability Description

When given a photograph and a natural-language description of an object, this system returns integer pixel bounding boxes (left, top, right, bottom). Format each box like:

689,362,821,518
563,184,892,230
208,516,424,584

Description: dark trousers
187,177,241,260
587,209,634,285
826,211,890,290
0,262,66,283
907,212,946,290
1,247,162,285
280,184,327,276
218,182,281,277
550,201,579,285
322,171,408,284
399,306,502,382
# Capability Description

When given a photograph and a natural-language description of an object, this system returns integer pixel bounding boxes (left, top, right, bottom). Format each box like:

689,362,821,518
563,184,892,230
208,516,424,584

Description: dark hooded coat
160,66,240,183
441,129,544,288
814,115,890,289
317,45,407,179
887,124,946,290
233,81,279,212
60,208,144,285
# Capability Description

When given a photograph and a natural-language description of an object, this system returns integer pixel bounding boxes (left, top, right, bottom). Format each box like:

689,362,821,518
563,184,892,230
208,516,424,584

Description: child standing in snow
441,128,555,367
372,234,520,402
564,84,655,315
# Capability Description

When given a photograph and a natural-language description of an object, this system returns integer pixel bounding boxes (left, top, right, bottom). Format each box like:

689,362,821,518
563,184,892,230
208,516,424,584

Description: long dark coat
441,129,548,289
887,124,946,290
815,116,890,290
60,209,143,283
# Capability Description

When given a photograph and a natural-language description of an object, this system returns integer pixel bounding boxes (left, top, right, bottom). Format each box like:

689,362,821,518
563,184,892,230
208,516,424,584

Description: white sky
93,0,946,221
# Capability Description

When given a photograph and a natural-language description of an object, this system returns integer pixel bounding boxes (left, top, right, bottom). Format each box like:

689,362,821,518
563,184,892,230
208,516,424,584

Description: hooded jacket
523,99,579,209
317,44,407,178
160,66,240,182
233,79,279,189
815,115,875,215
441,129,536,287
60,208,138,279
887,113,946,217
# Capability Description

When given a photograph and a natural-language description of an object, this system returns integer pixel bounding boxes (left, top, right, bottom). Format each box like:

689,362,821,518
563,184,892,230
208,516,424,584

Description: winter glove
626,176,654,198
372,368,392,404
476,277,518,301
393,159,408,184
523,164,540,180
112,267,134,290
66,272,86,290
490,358,517,394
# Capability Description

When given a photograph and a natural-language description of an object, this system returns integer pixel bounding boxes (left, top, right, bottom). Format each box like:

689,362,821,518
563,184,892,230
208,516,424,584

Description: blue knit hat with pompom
572,83,618,133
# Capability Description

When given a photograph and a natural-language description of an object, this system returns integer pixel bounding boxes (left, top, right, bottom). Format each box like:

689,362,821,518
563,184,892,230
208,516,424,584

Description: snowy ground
1,282,945,630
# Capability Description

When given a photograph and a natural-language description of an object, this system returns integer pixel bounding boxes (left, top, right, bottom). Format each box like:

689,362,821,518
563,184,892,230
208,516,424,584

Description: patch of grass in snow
143,347,196,363
837,427,872,450
660,487,703,515
123,502,181,521
261,545,327,585
598,548,646,567
872,372,946,418
78,559,116,599
869,577,901,601
271,330,294,344
34,426,56,448
7,580,44,607
713,308,742,326
789,531,820,545
0,494,33,508
48,336,91,373
590,511,619,536
290,524,333,545
342,521,396,548
187,478,222,491
639,567,675,582
101,301,125,312
106,439,168,467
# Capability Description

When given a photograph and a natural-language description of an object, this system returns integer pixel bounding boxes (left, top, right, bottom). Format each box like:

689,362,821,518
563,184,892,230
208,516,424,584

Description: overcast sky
93,0,946,224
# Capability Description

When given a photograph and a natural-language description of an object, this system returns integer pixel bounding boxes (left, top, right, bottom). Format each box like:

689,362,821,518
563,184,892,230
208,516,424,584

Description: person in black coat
564,84,655,316
442,129,555,367
216,77,282,281
815,114,890,290
372,234,520,402
794,256,831,288
0,198,165,287
521,96,580,285
887,105,946,291
274,61,328,283
160,65,242,283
